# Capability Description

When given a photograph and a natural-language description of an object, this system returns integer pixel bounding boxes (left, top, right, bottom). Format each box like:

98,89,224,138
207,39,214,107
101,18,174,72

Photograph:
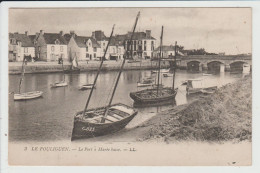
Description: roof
73,35,100,48
9,33,34,47
154,45,176,51
109,36,125,46
42,33,67,45
125,32,156,40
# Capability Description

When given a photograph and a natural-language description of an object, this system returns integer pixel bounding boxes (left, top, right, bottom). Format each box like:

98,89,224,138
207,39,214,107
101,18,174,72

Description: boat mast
82,25,115,116
157,26,163,95
102,12,140,122
18,57,26,93
172,41,177,90
61,59,65,81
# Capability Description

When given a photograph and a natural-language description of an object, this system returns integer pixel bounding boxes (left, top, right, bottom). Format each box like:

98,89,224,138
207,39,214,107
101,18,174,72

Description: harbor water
8,70,245,142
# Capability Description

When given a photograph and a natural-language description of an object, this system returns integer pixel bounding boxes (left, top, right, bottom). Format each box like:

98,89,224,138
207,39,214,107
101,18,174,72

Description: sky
9,8,251,55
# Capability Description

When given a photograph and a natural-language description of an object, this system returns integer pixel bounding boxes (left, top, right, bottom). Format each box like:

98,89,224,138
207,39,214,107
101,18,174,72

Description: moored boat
50,81,68,88
137,78,154,87
14,91,43,101
14,56,43,101
51,59,68,87
71,103,137,140
163,73,173,77
79,84,95,90
202,73,213,76
151,68,170,74
186,78,217,95
130,87,178,105
71,12,140,140
130,26,178,106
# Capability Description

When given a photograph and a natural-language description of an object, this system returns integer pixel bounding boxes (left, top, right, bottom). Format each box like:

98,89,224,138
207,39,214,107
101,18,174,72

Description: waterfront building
65,31,101,61
9,32,35,62
92,30,125,60
32,30,68,62
152,45,177,59
124,30,156,59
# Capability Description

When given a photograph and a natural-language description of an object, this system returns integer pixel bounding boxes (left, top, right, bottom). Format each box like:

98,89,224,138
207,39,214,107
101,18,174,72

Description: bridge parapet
177,55,252,61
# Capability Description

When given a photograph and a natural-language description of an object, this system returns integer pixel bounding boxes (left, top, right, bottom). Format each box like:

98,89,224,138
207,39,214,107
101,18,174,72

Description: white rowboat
50,81,68,88
14,91,43,100
79,84,95,90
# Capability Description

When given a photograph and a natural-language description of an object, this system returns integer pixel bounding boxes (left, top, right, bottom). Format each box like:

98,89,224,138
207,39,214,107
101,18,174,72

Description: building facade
9,32,35,62
33,30,68,62
124,30,156,59
153,45,176,59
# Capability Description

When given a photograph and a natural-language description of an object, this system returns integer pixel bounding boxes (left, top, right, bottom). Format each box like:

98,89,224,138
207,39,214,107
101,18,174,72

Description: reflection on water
8,70,244,141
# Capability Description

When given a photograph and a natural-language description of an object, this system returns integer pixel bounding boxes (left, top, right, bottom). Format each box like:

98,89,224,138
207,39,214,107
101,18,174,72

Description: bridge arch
187,61,201,72
230,61,250,73
207,61,225,73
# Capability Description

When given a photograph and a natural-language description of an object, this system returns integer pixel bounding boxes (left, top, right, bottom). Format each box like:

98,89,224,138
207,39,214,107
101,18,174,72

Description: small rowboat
186,79,217,95
79,84,95,90
50,81,68,88
137,82,153,87
181,80,188,85
202,73,213,76
163,73,173,77
14,91,43,101
137,78,154,87
71,103,137,140
151,68,170,74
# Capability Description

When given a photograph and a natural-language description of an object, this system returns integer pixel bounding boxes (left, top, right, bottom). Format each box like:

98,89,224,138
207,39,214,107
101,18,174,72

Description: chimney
70,30,75,38
92,31,95,39
59,31,63,36
127,32,131,38
146,30,151,38
40,30,44,35
25,31,28,36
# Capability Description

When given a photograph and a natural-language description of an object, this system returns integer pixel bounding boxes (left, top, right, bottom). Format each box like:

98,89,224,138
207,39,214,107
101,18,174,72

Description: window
144,46,146,51
51,46,55,52
60,46,63,52
86,53,89,58
151,41,154,51
144,41,146,44
94,53,96,58
86,47,88,52
24,48,28,53
103,43,105,46
94,47,97,52
55,39,60,45
89,42,91,46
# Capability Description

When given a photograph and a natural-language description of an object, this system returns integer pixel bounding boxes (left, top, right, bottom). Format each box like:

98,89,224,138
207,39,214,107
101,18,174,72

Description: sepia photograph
2,4,255,167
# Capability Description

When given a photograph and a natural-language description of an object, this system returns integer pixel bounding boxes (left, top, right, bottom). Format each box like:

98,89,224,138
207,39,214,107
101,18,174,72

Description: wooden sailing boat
130,26,178,106
14,57,43,100
64,51,80,73
50,60,68,88
71,12,140,140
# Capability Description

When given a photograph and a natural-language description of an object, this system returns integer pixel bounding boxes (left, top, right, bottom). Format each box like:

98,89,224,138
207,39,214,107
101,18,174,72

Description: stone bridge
163,55,252,72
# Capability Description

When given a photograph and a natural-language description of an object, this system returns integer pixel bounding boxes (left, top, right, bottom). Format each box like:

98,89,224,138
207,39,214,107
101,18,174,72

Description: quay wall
9,60,170,74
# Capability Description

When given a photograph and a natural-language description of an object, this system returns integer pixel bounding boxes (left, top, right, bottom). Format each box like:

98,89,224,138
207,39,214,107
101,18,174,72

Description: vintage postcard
2,4,254,167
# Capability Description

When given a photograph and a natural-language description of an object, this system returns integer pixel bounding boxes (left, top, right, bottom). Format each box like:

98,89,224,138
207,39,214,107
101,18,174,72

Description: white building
9,32,35,62
65,31,101,61
33,30,68,62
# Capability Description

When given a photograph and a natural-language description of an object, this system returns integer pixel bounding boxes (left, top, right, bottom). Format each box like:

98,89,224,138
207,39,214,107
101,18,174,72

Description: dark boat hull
71,104,137,140
130,88,178,105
